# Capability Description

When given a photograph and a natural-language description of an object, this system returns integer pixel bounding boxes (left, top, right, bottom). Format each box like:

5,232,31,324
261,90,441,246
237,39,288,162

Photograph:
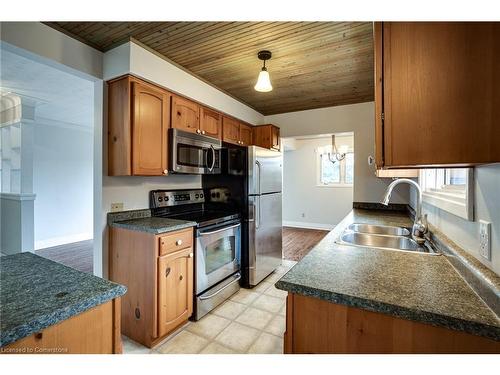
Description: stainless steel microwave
169,128,222,174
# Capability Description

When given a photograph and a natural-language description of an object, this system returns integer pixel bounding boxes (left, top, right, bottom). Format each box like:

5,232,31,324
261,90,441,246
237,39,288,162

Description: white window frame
419,168,474,221
316,148,354,188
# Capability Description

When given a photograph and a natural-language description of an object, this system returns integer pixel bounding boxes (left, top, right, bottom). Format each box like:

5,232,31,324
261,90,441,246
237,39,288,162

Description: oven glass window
177,143,207,168
205,236,235,274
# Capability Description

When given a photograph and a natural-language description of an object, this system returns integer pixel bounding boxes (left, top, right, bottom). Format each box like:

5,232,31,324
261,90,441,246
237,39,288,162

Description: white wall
265,102,409,204
103,41,265,125
283,135,354,229
411,164,500,275
33,122,93,249
2,22,105,275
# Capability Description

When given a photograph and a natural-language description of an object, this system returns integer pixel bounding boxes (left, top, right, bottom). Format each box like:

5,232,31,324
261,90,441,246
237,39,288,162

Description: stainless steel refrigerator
247,146,283,286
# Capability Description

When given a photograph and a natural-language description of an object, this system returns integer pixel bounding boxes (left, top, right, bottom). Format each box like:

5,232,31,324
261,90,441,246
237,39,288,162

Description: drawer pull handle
165,267,171,277
189,253,193,258
176,239,183,246
179,275,183,281
135,308,141,320
35,332,43,340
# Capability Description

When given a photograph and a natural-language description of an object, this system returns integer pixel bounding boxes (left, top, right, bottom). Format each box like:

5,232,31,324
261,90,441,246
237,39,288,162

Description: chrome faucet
380,178,428,244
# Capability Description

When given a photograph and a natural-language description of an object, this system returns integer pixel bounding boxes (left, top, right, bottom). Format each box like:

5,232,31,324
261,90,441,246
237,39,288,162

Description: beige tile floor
122,260,296,354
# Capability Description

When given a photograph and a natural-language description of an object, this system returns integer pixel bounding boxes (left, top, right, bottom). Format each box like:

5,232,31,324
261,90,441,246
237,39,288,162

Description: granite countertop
0,252,127,347
275,209,500,341
107,209,197,234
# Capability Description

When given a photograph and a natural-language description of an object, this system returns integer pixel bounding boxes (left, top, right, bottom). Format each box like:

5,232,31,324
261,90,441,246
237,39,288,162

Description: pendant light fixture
254,50,273,92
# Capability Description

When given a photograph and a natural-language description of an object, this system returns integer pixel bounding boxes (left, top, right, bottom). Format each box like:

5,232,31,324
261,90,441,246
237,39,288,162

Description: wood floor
35,240,93,274
31,227,325,274
282,227,329,262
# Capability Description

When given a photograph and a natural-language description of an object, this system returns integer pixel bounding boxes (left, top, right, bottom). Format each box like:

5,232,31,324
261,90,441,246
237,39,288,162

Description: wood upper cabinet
375,22,500,168
222,116,254,146
158,247,193,337
200,106,222,139
239,123,253,146
108,75,170,176
253,124,281,151
171,95,200,134
132,82,170,175
222,116,241,144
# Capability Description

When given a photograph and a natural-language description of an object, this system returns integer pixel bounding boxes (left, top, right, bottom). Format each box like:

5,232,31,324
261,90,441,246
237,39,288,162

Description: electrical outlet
301,213,305,218
479,220,491,261
110,202,124,212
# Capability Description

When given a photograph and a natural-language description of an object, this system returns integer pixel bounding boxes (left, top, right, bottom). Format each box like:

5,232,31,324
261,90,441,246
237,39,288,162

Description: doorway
0,42,95,273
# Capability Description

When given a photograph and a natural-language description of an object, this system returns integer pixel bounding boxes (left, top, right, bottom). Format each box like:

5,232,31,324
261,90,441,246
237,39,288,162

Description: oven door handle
207,145,216,172
199,223,241,236
198,274,242,300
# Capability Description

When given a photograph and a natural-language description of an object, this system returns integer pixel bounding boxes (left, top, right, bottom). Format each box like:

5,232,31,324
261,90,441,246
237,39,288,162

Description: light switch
479,220,491,261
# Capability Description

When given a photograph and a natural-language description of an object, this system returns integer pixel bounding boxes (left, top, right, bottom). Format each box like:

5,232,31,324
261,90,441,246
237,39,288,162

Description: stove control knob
165,196,169,202
200,194,204,199
158,197,163,202
195,194,199,199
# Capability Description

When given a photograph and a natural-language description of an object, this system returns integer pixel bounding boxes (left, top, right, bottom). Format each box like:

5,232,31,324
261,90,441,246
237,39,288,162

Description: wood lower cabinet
171,95,200,134
158,247,193,337
109,226,194,348
108,75,170,176
3,299,122,354
200,106,222,139
253,124,280,151
375,22,500,168
284,293,500,354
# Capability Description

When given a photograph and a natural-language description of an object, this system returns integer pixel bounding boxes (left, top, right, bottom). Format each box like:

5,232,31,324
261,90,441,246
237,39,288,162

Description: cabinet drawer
159,228,193,256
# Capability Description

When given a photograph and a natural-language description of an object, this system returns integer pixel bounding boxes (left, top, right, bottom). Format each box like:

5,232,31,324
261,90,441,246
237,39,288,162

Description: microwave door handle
208,145,216,172
199,223,241,236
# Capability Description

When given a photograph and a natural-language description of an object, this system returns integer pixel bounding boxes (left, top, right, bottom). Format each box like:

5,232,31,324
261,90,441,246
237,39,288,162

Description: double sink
337,223,439,255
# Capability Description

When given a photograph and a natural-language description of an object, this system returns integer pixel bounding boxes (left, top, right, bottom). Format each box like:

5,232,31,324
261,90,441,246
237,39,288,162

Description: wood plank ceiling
46,22,374,115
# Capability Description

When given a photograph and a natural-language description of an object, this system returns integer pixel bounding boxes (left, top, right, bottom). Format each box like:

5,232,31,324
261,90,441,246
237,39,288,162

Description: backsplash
410,164,500,276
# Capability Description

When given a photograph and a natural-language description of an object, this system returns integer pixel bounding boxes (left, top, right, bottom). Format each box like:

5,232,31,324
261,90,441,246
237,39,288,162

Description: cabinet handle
201,130,206,135
179,275,183,281
35,332,43,340
165,267,171,277
189,253,193,258
176,239,183,246
163,169,168,175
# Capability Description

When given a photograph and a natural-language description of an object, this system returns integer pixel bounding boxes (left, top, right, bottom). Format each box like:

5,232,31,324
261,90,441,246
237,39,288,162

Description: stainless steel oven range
150,188,241,320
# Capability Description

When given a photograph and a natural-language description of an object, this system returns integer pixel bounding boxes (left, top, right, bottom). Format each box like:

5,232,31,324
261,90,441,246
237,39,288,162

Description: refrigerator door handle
255,160,262,195
256,195,261,229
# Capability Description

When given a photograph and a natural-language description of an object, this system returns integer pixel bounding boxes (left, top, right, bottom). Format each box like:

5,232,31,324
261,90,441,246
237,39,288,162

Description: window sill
316,184,353,188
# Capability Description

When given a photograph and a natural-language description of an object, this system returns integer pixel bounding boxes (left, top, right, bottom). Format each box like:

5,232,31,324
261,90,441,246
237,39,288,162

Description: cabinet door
239,123,253,146
200,107,222,139
222,116,241,145
382,22,500,167
271,126,280,151
132,82,169,176
157,247,193,337
171,96,200,134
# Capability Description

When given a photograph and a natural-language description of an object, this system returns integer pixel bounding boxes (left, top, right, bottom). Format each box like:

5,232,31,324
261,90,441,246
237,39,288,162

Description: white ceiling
0,45,94,128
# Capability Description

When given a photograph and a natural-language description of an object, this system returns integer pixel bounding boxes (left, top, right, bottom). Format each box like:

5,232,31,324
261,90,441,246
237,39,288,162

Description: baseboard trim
35,233,93,250
283,221,335,231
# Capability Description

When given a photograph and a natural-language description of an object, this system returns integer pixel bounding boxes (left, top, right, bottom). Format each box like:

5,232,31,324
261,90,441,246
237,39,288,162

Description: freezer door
248,146,282,195
248,193,282,286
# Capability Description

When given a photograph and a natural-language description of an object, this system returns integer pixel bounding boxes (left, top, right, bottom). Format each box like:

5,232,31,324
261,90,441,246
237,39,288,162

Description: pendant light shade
254,50,273,92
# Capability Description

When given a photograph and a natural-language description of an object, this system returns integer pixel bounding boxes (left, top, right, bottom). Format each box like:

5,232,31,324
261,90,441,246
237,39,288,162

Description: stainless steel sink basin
337,232,439,255
347,223,410,236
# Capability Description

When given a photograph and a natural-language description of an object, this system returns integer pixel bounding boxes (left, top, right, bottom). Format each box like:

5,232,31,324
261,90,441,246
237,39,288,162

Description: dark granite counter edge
275,280,500,341
109,220,197,234
0,285,127,347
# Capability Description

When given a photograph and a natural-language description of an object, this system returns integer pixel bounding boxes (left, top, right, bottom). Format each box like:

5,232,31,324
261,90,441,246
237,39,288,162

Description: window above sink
419,168,474,221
